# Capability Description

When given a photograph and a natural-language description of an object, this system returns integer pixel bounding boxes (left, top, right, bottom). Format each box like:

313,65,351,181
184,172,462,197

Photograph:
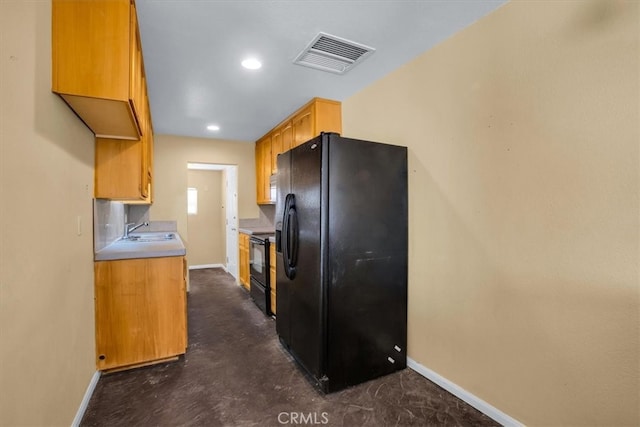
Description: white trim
188,263,225,270
407,358,524,427
187,162,230,171
71,370,100,427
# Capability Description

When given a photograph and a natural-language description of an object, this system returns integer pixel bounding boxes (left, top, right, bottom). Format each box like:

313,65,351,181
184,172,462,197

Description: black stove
249,233,274,315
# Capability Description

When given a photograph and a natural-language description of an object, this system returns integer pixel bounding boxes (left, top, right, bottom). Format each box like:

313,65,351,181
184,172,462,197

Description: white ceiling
136,0,507,142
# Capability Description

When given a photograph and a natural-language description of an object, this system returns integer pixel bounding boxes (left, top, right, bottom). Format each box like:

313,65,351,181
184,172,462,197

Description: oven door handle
250,236,265,245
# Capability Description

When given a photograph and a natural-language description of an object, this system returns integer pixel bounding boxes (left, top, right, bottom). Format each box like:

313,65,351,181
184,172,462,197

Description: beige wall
0,1,97,425
150,134,256,259
187,170,226,266
343,1,639,425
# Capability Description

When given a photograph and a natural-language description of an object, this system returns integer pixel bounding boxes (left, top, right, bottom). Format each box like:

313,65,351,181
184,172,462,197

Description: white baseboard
71,370,100,427
188,263,225,270
407,358,524,427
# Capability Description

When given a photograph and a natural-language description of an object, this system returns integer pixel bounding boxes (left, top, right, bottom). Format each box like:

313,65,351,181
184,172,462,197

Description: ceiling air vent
293,32,375,75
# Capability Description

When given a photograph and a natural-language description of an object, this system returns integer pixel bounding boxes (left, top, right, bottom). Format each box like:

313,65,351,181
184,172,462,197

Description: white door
225,166,239,280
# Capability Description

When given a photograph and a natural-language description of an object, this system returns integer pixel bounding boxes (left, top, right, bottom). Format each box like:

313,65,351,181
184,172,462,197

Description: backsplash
239,205,275,229
94,199,125,252
128,204,150,226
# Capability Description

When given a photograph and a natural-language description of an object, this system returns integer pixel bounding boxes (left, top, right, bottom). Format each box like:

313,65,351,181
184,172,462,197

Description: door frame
186,162,239,279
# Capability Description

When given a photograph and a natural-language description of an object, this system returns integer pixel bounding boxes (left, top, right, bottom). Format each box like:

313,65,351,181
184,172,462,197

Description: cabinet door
262,136,272,202
52,0,130,100
52,0,143,140
239,233,250,289
314,98,342,135
255,136,273,205
95,138,144,200
129,1,144,128
271,130,282,175
94,111,153,202
94,257,187,371
270,243,276,315
147,120,154,203
292,109,313,148
139,82,153,199
255,138,264,204
281,122,293,153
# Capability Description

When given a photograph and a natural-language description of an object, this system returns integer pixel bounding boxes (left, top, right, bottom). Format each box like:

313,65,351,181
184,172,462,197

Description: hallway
81,268,497,426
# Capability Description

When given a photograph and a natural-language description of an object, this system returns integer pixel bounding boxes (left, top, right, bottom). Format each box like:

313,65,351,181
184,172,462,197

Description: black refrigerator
275,132,408,393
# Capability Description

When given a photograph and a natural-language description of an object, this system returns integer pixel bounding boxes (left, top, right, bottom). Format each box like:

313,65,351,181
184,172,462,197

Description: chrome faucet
123,221,149,239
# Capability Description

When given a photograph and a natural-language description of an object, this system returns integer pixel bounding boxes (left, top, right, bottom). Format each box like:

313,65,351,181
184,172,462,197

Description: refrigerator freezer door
276,151,291,345
283,137,325,380
276,140,325,380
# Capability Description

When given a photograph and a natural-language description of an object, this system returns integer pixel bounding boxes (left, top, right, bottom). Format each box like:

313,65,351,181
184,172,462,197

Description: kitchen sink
123,233,176,242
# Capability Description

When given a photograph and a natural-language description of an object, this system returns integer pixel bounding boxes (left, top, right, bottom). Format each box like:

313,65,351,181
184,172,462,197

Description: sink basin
96,231,185,261
123,233,176,242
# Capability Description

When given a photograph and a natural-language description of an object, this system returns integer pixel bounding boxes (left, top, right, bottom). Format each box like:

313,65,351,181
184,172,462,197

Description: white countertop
95,232,186,261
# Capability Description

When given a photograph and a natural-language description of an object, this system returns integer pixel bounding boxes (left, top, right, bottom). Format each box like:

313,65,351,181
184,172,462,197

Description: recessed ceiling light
207,125,220,131
241,58,262,70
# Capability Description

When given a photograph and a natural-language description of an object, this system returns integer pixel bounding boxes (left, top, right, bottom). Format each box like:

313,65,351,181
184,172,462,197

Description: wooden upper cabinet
255,138,263,203
262,136,272,201
292,109,313,148
129,5,145,131
271,121,292,175
94,77,153,203
314,98,342,136
88,2,154,203
292,98,342,148
139,79,153,201
95,136,151,202
254,98,341,205
281,122,293,154
271,130,282,175
255,136,270,205
52,0,149,140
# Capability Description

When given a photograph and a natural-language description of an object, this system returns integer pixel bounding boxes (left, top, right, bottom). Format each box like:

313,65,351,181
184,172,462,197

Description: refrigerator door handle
282,195,291,272
282,193,297,279
289,202,298,271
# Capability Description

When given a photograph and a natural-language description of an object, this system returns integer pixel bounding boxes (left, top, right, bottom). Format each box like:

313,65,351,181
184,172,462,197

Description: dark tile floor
81,268,498,427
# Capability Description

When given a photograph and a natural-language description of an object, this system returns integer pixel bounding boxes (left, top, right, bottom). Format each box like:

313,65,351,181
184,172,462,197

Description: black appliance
275,132,408,393
249,233,273,315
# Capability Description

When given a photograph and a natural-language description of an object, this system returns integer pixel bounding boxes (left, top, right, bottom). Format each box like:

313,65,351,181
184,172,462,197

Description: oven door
249,237,267,286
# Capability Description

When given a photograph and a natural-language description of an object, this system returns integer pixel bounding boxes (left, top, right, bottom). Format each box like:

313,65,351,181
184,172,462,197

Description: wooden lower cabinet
94,256,187,371
239,233,250,290
270,243,276,315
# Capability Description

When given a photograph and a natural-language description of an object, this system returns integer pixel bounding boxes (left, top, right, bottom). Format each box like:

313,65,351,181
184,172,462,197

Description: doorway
187,162,239,280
